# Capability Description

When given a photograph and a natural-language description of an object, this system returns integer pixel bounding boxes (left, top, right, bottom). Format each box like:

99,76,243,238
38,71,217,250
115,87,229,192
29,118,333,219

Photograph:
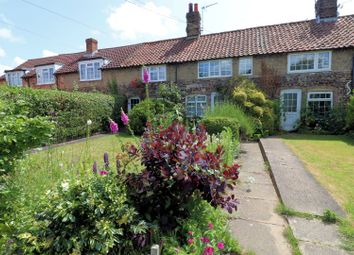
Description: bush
201,117,240,139
0,99,54,173
20,173,148,254
0,87,115,142
347,93,354,130
300,103,347,134
203,102,255,138
107,79,127,124
162,195,242,255
126,122,240,231
128,99,174,135
225,77,277,136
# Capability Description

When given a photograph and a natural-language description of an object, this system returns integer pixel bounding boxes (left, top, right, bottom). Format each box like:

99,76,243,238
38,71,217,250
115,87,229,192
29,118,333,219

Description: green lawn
282,134,354,218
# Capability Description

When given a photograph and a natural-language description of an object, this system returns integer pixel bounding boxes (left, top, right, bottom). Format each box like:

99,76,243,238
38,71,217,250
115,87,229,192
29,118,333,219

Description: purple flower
143,68,149,83
121,109,129,126
203,246,214,255
92,161,97,173
200,237,210,243
104,152,109,168
109,119,119,133
217,242,224,250
99,170,108,175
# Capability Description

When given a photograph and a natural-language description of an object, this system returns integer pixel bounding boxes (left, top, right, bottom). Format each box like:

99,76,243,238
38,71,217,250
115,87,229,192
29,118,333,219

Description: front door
280,89,302,131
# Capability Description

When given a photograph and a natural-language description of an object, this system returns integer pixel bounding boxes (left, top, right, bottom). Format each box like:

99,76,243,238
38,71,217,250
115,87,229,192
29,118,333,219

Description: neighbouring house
3,0,354,130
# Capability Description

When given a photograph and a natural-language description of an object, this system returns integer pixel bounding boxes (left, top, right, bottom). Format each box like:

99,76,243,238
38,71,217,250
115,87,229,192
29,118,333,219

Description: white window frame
36,65,56,85
288,51,332,73
198,59,232,79
185,95,207,117
6,71,24,86
307,91,333,114
142,65,167,82
79,59,103,81
239,57,253,76
128,97,141,112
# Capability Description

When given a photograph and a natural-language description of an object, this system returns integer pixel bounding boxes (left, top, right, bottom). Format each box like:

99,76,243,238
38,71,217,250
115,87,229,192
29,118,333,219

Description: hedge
0,87,116,142
201,117,240,139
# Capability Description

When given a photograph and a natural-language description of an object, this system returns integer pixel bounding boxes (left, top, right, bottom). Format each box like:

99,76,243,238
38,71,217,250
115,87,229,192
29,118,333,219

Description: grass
204,102,255,137
281,134,354,250
283,227,302,255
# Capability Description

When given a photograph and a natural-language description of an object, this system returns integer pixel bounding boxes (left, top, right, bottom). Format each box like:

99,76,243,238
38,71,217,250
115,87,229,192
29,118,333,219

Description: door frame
280,89,302,131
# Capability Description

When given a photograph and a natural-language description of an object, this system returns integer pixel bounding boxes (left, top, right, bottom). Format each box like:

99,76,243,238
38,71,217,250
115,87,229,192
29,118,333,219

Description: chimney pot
194,3,199,12
85,38,98,54
315,0,338,22
188,3,193,13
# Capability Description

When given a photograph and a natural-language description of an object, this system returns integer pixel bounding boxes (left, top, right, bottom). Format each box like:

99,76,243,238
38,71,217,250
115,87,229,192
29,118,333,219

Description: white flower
61,181,69,192
59,163,64,168
87,119,92,126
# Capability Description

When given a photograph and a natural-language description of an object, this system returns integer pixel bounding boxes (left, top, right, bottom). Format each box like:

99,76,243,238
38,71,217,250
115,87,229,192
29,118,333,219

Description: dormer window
6,71,24,86
142,65,166,82
36,64,62,85
79,59,103,81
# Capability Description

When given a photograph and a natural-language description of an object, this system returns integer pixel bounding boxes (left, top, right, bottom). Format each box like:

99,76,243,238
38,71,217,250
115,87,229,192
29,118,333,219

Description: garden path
260,137,349,255
229,142,291,255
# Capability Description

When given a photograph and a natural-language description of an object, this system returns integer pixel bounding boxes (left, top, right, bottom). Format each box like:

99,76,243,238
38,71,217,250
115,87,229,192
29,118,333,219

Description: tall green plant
204,102,255,138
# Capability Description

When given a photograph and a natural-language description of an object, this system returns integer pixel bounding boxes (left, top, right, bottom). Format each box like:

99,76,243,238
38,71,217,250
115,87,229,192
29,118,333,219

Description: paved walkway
260,137,349,255
229,142,291,255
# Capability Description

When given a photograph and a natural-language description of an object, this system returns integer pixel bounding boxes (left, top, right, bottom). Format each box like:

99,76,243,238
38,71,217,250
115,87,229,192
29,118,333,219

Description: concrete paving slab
288,217,343,246
238,170,273,185
229,219,291,255
260,137,345,217
299,242,350,255
235,181,278,201
232,197,285,225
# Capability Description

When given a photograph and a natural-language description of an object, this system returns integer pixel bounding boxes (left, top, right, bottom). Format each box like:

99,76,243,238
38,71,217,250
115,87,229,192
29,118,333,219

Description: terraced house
2,0,354,130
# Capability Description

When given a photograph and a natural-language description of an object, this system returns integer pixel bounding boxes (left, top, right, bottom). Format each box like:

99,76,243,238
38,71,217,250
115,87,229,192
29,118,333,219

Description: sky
0,0,353,75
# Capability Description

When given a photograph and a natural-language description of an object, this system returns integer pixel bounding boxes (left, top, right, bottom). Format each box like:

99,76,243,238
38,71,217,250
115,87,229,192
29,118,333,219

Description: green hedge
347,93,354,130
0,87,116,142
201,117,240,139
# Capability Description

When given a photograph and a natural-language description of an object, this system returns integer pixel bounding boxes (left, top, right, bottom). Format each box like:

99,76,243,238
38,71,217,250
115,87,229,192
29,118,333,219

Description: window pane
80,64,86,80
283,93,297,112
199,62,209,77
43,69,49,83
87,66,94,80
158,67,166,80
220,60,232,76
210,61,220,76
94,62,101,79
239,58,252,75
318,52,330,69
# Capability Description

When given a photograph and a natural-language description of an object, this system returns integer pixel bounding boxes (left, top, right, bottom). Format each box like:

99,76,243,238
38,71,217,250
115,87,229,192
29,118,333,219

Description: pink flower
200,237,210,243
109,119,119,133
99,170,108,175
208,222,214,229
217,242,224,250
187,238,194,245
188,231,193,236
203,246,214,255
143,68,149,83
120,110,129,126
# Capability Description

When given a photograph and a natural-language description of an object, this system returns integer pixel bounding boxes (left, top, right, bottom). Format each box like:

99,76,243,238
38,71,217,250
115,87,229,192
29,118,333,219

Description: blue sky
0,0,353,75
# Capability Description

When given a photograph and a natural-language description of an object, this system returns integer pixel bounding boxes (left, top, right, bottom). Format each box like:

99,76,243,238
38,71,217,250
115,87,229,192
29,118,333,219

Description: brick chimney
186,3,201,38
86,38,98,54
315,0,338,22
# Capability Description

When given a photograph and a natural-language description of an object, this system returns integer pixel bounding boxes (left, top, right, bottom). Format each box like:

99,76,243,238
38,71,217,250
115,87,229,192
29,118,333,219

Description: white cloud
0,47,5,58
107,1,178,40
14,56,25,66
0,64,10,76
42,49,58,57
0,27,20,42
91,30,102,37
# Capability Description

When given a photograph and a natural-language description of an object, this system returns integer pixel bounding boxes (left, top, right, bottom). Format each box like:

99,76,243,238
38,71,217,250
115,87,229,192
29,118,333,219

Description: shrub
0,87,115,142
201,117,240,139
107,79,127,124
225,77,277,136
21,173,148,254
162,195,242,255
128,99,175,135
300,103,347,134
126,122,240,231
347,93,354,130
206,127,240,166
203,102,255,138
0,99,54,173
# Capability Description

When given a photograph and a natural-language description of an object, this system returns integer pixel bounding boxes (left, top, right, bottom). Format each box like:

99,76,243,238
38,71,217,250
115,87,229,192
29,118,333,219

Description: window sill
79,79,102,82
198,75,232,79
287,69,331,74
